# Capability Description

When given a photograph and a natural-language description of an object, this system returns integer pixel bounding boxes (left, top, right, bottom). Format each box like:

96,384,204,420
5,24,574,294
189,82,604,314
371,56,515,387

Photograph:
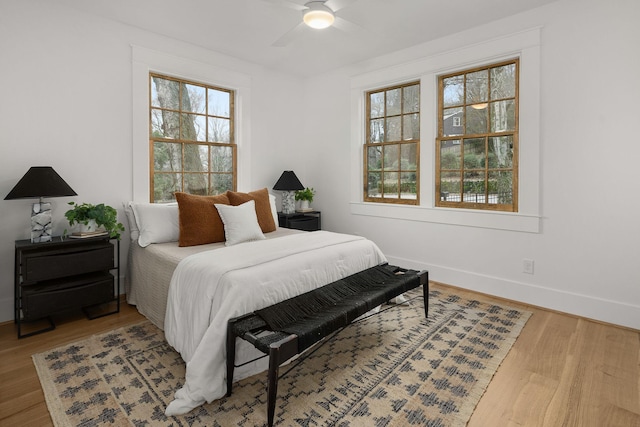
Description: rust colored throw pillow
175,192,230,246
226,188,276,233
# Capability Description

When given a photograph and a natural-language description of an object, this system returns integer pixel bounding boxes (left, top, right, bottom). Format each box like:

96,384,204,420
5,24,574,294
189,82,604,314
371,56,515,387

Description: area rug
33,288,530,427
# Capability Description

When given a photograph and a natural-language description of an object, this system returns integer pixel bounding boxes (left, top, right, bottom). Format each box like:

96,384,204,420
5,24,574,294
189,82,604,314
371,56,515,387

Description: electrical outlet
523,259,534,274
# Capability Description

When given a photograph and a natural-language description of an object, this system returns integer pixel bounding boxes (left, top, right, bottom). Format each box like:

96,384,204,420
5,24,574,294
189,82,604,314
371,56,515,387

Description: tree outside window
150,74,236,202
364,82,420,204
436,59,518,211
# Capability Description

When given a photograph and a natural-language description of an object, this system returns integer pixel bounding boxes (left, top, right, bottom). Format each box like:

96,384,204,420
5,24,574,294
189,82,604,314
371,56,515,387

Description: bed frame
226,264,429,427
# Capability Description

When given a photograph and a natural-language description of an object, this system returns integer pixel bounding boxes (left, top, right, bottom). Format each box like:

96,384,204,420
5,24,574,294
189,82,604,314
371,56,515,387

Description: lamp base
281,191,296,214
31,202,52,243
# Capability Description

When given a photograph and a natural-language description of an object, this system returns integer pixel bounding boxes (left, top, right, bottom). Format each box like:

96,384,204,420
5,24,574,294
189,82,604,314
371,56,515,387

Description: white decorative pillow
130,202,179,247
215,200,265,246
269,193,278,228
123,202,139,241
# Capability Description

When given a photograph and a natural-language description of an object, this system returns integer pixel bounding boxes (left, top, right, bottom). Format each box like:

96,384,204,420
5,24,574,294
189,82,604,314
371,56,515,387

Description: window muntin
365,82,420,204
150,73,236,202
436,60,518,211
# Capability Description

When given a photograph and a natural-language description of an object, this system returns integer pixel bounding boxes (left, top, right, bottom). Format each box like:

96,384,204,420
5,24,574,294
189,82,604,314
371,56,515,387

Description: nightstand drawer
278,211,321,231
23,242,114,283
288,216,319,231
21,273,114,320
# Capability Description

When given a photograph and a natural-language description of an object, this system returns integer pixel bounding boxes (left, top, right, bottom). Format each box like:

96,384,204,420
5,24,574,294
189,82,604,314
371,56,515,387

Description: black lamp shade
4,166,77,200
273,171,304,191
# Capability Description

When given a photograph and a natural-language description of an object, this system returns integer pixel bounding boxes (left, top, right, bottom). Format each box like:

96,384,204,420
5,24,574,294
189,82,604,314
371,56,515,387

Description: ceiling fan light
303,2,335,29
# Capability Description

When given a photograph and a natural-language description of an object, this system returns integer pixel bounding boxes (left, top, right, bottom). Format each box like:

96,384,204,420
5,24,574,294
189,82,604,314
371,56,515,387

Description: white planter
299,200,311,211
78,219,98,233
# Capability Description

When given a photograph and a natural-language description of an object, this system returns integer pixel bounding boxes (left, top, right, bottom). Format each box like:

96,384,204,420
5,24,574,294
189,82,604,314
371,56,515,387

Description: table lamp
5,166,77,242
273,171,304,214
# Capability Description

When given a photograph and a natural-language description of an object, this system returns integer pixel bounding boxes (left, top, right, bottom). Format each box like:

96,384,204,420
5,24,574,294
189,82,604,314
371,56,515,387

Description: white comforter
164,231,387,415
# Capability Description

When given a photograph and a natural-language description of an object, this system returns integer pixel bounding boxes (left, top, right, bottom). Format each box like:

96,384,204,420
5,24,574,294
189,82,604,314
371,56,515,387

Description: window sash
364,81,420,205
149,73,236,202
435,59,519,212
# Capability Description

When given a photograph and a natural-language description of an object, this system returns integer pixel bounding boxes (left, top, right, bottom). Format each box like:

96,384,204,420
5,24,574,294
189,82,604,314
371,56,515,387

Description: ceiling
60,0,557,77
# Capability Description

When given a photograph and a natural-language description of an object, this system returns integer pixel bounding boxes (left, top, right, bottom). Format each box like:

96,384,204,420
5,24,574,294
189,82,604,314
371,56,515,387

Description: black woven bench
225,263,429,427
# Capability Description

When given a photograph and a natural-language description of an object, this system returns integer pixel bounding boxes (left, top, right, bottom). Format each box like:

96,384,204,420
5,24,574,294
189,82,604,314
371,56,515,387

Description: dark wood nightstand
278,211,321,231
14,235,120,338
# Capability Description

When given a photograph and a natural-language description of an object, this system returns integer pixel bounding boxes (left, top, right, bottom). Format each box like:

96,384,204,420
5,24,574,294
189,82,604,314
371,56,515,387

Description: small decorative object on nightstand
14,235,120,338
65,201,125,239
278,211,321,231
295,187,315,212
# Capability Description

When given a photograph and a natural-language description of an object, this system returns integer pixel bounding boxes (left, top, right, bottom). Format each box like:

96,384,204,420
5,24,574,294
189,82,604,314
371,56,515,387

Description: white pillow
130,202,179,247
215,200,265,246
269,193,279,228
123,202,139,241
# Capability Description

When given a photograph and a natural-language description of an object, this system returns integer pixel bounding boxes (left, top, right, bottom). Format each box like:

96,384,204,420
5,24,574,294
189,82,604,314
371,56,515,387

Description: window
350,29,539,232
436,59,519,212
149,73,236,202
364,82,420,204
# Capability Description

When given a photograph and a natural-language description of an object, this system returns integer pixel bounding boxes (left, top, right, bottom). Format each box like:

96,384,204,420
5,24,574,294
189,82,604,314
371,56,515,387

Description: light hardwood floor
1,286,638,427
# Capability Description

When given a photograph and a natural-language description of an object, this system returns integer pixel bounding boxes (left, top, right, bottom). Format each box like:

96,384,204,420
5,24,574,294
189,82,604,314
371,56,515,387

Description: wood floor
1,286,638,427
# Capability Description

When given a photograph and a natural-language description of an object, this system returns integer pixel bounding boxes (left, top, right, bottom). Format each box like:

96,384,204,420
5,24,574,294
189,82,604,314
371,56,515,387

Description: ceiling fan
263,0,360,46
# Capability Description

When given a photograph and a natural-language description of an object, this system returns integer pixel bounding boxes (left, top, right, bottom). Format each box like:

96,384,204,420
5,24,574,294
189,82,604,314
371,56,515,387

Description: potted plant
65,202,125,239
295,187,315,211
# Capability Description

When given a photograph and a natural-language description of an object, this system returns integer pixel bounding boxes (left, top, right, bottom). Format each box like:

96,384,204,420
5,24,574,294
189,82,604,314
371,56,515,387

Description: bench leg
226,321,237,397
423,283,429,318
419,270,429,318
266,335,299,427
267,346,280,427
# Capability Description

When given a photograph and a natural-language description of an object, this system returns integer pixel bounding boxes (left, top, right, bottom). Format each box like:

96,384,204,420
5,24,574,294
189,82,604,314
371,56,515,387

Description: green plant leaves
65,202,125,239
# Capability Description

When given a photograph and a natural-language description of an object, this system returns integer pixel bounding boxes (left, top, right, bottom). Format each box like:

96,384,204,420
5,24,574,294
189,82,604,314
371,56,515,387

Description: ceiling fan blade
272,22,307,47
261,0,307,11
332,16,363,33
325,0,358,12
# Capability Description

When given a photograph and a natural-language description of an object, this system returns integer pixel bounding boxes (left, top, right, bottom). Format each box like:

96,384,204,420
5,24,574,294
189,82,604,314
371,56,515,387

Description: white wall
0,0,306,322
303,0,640,329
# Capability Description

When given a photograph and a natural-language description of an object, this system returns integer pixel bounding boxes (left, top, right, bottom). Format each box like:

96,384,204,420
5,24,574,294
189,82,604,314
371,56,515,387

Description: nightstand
278,211,321,231
14,235,120,338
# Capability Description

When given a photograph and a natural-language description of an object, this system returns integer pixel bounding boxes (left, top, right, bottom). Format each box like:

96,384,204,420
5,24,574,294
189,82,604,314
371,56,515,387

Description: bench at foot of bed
226,263,429,427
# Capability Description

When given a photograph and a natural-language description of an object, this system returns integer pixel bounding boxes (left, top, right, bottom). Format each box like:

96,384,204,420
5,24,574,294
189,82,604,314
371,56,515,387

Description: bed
123,189,388,416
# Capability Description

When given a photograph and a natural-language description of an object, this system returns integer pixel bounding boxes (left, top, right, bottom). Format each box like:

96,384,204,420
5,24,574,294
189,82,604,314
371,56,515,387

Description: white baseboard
387,255,640,331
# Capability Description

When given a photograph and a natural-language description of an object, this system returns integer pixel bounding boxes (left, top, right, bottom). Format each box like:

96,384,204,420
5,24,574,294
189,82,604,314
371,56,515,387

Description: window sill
350,202,540,233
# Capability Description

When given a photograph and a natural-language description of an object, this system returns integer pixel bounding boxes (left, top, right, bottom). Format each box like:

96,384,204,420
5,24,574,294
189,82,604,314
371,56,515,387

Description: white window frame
132,46,252,202
350,28,541,233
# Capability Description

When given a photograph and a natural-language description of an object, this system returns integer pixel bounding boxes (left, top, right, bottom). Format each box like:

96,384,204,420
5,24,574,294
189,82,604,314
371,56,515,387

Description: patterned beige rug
33,288,530,427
